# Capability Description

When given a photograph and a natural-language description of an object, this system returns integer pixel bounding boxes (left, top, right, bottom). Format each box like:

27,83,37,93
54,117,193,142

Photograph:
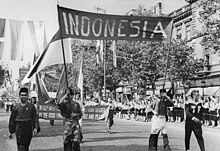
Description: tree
198,0,220,52
168,37,204,86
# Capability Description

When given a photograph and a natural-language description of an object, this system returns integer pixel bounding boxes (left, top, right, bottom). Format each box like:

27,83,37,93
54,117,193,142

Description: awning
186,87,220,97
186,88,203,96
204,86,219,97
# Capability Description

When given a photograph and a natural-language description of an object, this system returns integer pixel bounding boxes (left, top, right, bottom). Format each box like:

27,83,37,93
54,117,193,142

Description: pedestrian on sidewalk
148,89,173,151
58,88,82,151
8,87,40,151
185,90,205,151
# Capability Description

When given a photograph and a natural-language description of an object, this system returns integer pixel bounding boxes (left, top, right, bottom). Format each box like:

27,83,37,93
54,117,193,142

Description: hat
19,87,29,95
160,89,166,93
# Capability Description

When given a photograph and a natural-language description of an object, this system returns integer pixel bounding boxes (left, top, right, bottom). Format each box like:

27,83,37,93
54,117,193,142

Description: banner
43,72,59,92
58,6,173,42
9,20,24,60
38,105,109,120
0,18,6,59
38,104,63,120
83,105,109,120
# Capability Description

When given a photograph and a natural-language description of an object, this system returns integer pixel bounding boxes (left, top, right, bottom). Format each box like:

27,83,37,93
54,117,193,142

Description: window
186,25,191,40
176,28,182,38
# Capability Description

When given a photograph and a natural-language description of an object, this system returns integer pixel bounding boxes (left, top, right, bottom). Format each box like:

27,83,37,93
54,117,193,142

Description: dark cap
19,87,29,95
160,89,166,93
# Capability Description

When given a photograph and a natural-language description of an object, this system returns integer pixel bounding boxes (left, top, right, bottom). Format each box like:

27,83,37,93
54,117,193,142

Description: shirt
9,102,39,134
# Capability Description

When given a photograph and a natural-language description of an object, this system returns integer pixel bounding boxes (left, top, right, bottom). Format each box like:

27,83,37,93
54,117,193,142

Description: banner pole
162,20,174,90
57,5,69,88
104,40,106,100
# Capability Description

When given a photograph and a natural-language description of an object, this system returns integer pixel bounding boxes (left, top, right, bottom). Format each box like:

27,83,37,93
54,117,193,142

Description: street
1,112,220,151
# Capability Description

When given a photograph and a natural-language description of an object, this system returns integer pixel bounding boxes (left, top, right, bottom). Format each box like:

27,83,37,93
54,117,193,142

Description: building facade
170,0,220,93
125,0,220,97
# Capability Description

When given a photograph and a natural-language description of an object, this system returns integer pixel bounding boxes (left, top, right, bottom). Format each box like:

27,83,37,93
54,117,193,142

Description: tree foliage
198,0,220,52
168,37,204,84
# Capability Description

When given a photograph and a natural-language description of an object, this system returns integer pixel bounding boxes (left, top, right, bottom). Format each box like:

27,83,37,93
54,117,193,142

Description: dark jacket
9,102,39,134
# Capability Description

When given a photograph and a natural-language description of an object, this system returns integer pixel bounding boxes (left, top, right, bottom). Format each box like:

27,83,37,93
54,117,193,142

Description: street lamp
201,80,206,99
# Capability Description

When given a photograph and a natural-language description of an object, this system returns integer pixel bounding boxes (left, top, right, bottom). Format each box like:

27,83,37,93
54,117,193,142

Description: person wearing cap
8,87,40,151
185,90,205,151
58,88,82,151
148,89,173,151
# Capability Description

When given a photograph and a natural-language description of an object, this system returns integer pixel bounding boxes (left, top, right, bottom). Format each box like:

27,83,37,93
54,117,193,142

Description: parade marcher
8,87,40,151
75,93,85,143
106,97,115,134
148,89,173,151
185,90,205,151
58,88,82,151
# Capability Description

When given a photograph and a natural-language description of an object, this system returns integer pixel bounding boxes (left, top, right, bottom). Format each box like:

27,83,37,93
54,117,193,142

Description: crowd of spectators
83,94,220,128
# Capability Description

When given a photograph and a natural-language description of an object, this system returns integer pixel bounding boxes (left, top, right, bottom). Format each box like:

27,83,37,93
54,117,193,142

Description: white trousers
150,115,167,134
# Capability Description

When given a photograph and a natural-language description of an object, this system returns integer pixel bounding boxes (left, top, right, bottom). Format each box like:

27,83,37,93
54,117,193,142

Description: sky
0,0,187,81
0,0,187,40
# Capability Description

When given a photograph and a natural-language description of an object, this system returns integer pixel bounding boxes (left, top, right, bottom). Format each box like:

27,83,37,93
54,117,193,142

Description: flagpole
81,47,85,102
57,5,69,88
103,40,106,100
162,21,174,90
95,6,107,101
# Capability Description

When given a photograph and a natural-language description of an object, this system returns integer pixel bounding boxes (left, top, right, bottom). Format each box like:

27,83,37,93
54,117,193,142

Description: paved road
1,112,220,151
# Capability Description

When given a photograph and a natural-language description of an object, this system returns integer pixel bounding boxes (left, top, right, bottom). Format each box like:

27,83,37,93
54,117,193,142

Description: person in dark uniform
58,88,82,151
8,87,40,151
106,97,115,134
148,89,173,151
185,90,205,151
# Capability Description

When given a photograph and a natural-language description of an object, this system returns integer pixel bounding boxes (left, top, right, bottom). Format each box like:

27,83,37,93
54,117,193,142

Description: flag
35,73,50,104
0,18,6,59
96,40,103,65
56,67,68,101
28,21,48,90
110,40,117,68
98,106,110,122
77,51,84,101
9,20,24,60
21,30,72,85
27,21,40,57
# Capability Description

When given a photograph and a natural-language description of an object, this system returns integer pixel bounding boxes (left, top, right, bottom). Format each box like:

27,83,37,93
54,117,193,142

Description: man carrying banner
148,89,173,151
58,88,82,151
75,93,85,143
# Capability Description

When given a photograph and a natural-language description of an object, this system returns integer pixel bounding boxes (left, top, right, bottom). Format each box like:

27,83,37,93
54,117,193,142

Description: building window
186,25,191,40
176,28,182,38
205,54,210,66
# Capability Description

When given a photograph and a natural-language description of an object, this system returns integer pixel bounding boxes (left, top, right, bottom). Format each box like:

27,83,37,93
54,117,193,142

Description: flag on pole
95,40,103,65
35,73,50,104
77,51,84,101
0,18,6,59
21,30,72,85
110,40,117,68
56,67,68,101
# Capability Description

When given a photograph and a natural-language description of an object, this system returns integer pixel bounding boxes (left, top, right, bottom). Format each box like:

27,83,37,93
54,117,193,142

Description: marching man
148,89,173,151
